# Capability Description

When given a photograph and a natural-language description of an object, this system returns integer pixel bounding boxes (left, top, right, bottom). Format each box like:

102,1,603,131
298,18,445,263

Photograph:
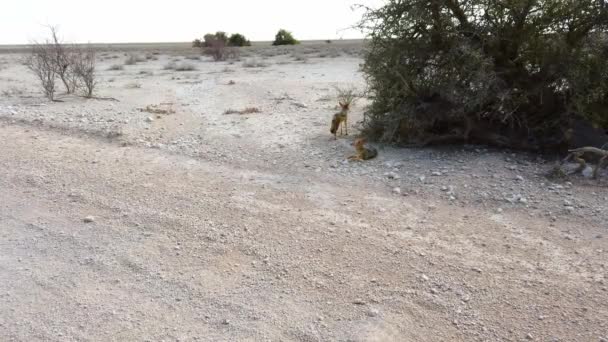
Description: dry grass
223,107,261,115
138,103,175,115
125,54,146,65
125,82,142,89
163,62,177,70
1,87,25,97
242,59,269,68
174,62,197,71
291,53,308,62
108,64,124,71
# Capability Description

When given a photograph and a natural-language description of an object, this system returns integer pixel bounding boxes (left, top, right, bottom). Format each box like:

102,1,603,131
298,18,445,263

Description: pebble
386,172,400,180
146,116,154,122
392,187,401,195
366,308,379,317
83,216,95,223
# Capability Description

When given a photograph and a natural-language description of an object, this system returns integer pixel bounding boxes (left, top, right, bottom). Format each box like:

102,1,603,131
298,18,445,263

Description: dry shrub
174,62,197,71
108,64,124,71
139,103,175,115
242,59,268,68
203,39,239,61
25,43,56,100
125,82,142,89
72,45,97,98
163,62,177,70
223,107,261,115
335,86,360,106
125,54,145,65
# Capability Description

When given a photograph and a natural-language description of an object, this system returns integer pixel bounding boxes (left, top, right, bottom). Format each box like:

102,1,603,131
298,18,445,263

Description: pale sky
1,0,383,45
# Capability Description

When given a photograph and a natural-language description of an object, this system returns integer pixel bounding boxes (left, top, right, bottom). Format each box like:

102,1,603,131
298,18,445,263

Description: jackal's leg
573,153,586,174
345,118,348,136
594,155,608,179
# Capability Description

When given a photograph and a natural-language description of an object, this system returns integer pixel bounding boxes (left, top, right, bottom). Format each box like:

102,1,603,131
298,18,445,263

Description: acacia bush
272,29,299,46
359,0,608,151
228,33,251,47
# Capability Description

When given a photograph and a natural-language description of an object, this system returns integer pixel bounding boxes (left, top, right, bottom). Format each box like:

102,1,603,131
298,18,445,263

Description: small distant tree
228,33,251,47
272,29,299,46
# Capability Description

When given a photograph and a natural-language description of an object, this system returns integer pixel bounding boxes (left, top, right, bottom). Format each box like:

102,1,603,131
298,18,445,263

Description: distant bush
228,33,251,47
272,29,299,46
108,64,124,71
192,39,203,48
204,32,228,47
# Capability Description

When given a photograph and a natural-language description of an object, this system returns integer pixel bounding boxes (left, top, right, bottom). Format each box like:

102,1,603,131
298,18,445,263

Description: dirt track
1,45,607,341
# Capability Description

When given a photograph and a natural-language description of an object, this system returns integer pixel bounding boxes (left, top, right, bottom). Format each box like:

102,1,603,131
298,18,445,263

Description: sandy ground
0,43,607,341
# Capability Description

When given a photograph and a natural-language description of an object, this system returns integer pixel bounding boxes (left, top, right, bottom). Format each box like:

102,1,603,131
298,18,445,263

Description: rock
366,308,379,317
430,288,439,294
353,299,366,305
221,319,230,325
292,102,308,108
431,171,442,176
146,116,154,123
83,216,95,223
392,187,401,195
386,172,400,180
515,175,524,181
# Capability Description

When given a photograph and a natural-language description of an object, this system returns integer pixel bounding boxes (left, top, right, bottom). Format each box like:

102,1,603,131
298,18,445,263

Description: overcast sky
1,0,383,44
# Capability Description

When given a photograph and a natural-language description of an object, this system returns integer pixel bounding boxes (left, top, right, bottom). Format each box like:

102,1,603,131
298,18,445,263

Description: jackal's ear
339,101,349,109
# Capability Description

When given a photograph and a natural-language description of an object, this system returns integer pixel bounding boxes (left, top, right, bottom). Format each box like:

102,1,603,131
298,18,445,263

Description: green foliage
228,33,251,47
358,0,608,151
192,39,203,48
272,29,299,46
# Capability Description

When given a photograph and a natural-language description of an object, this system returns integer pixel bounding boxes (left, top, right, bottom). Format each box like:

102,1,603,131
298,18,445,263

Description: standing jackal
330,101,350,139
